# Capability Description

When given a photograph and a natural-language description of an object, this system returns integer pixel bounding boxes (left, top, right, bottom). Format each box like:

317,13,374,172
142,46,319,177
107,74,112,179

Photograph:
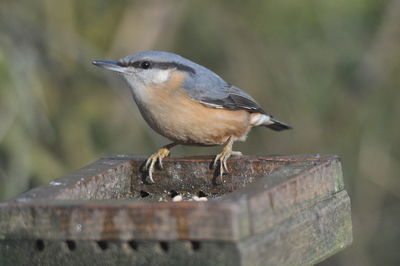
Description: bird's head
93,51,197,90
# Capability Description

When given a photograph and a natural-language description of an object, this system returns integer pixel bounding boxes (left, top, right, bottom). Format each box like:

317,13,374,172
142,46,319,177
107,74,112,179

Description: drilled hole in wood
198,191,207,197
191,241,201,251
65,240,76,251
169,190,179,198
35,239,45,251
128,240,138,251
140,190,150,198
159,241,169,252
97,241,108,250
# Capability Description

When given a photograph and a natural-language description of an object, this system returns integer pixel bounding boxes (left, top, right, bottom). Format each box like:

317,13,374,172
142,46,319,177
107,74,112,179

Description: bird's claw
144,148,170,183
213,147,242,180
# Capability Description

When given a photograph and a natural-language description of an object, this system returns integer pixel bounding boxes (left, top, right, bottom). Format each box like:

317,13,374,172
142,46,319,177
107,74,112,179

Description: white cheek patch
153,70,170,84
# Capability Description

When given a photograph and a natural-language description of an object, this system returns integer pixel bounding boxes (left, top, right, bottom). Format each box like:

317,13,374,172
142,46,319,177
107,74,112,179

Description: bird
93,51,292,183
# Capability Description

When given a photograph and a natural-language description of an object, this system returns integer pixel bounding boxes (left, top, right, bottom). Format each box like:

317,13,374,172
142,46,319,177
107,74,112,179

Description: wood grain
0,154,352,265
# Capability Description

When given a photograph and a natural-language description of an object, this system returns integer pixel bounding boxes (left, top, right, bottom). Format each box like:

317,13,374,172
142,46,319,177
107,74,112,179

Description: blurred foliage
0,0,400,265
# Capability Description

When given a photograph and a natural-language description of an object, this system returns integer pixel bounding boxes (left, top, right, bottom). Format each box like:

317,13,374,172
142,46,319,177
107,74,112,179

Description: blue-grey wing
182,68,267,114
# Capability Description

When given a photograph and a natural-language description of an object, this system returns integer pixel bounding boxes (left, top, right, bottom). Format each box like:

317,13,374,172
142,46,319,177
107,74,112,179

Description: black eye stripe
117,60,196,75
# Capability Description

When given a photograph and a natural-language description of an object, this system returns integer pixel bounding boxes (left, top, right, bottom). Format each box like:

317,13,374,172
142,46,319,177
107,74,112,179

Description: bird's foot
213,144,242,180
144,147,171,183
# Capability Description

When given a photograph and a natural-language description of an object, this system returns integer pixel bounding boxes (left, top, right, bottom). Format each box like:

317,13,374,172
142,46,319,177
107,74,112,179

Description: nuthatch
93,51,292,182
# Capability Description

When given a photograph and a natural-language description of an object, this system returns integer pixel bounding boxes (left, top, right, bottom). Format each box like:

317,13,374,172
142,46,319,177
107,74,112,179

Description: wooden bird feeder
0,155,352,265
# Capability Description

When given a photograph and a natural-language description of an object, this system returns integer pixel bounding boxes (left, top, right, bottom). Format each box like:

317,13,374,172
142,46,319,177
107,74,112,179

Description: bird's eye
140,61,151,69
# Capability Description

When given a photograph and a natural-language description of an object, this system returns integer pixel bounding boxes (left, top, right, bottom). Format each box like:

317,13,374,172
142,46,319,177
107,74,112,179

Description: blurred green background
1,0,399,265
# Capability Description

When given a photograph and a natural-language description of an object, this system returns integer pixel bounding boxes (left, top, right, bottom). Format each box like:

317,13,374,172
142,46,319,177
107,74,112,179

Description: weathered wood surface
0,155,352,266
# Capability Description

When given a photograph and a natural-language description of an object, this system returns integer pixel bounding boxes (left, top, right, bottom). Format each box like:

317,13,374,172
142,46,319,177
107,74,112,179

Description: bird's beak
92,60,128,74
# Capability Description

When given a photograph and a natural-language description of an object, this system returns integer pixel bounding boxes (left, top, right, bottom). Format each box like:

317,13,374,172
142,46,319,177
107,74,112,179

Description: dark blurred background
0,0,399,265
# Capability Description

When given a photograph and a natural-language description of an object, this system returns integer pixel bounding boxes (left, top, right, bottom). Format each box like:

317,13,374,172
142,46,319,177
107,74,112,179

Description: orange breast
137,72,251,145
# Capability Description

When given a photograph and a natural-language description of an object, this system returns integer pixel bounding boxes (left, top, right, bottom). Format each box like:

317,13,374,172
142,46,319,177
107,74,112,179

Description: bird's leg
145,143,177,183
213,137,242,180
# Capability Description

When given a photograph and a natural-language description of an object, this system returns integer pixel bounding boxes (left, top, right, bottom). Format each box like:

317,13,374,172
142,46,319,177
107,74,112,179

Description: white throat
123,69,171,102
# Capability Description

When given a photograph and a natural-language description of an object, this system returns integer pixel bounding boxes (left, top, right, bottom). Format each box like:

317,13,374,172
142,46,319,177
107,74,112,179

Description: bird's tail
265,118,292,131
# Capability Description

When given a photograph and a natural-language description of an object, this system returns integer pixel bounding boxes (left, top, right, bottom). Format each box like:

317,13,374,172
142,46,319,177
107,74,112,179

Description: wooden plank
0,239,241,266
8,155,332,201
238,191,352,266
0,201,248,241
235,157,344,234
8,157,134,201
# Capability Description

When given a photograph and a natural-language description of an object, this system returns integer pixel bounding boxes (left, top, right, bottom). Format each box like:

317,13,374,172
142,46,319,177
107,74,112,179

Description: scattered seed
172,195,183,202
